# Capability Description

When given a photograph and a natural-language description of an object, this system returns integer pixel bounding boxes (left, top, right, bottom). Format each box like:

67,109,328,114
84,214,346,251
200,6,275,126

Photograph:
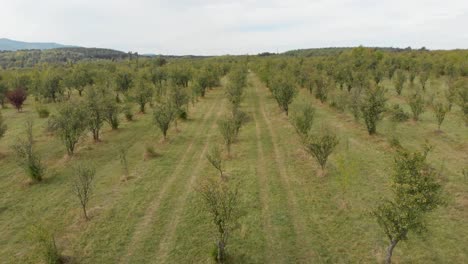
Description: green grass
0,74,467,263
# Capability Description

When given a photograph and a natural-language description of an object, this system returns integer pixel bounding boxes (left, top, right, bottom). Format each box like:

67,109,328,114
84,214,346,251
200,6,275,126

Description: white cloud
0,0,467,55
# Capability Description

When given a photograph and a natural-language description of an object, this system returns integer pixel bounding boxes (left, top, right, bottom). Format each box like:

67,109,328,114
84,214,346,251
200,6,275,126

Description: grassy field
0,73,467,263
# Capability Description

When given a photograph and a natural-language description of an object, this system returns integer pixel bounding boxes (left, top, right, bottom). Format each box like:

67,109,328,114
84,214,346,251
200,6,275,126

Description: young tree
11,120,45,182
433,102,448,130
304,129,339,173
50,102,89,155
271,74,297,115
231,108,248,138
291,102,315,139
71,164,96,220
41,71,63,102
206,145,224,178
313,73,331,103
197,178,239,263
408,92,425,121
419,71,430,91
393,70,406,96
0,81,8,108
218,118,237,157
361,84,387,135
102,95,121,130
7,88,27,112
453,78,468,126
0,112,6,141
153,101,175,140
169,84,189,129
373,149,443,264
132,77,153,113
85,87,105,141
115,69,133,96
119,146,129,180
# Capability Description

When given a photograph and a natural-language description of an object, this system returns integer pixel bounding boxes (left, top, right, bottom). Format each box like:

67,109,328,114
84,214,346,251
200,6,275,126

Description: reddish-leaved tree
7,88,27,112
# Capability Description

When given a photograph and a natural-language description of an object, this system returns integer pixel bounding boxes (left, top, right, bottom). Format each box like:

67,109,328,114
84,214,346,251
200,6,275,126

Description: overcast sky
1,0,467,55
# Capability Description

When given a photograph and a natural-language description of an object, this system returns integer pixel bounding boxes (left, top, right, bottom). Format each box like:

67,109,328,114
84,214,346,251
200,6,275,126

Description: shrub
390,104,410,122
123,103,133,121
7,88,27,112
179,109,188,120
11,120,45,182
29,225,61,264
102,95,120,130
36,105,50,118
144,144,159,159
388,136,403,149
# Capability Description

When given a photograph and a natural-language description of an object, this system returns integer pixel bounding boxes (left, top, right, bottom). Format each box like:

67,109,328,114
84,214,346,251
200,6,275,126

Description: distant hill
0,38,75,51
0,47,129,68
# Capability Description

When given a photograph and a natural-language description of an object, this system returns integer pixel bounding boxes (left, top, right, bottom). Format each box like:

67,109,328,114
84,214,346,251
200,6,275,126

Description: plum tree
373,148,442,264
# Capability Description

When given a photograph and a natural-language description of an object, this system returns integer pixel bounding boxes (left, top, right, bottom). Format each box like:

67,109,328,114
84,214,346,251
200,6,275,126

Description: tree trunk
217,240,225,263
82,205,89,221
385,239,398,264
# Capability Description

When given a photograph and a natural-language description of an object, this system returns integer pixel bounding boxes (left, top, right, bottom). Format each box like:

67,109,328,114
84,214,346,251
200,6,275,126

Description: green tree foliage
102,94,121,130
225,67,247,109
313,72,331,103
419,71,430,91
0,79,8,108
153,101,175,140
50,101,89,155
169,84,189,128
197,178,239,263
453,78,468,126
71,164,96,220
132,76,153,113
433,102,448,130
66,64,94,96
360,84,387,135
304,129,339,172
11,120,45,182
373,148,443,264
393,69,406,95
85,86,105,141
218,118,237,157
270,74,297,115
115,69,133,96
169,65,191,88
41,70,63,102
291,101,315,139
408,91,425,121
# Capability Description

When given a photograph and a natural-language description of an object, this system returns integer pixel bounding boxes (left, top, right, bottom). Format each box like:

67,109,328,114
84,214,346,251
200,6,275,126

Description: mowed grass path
0,73,467,263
